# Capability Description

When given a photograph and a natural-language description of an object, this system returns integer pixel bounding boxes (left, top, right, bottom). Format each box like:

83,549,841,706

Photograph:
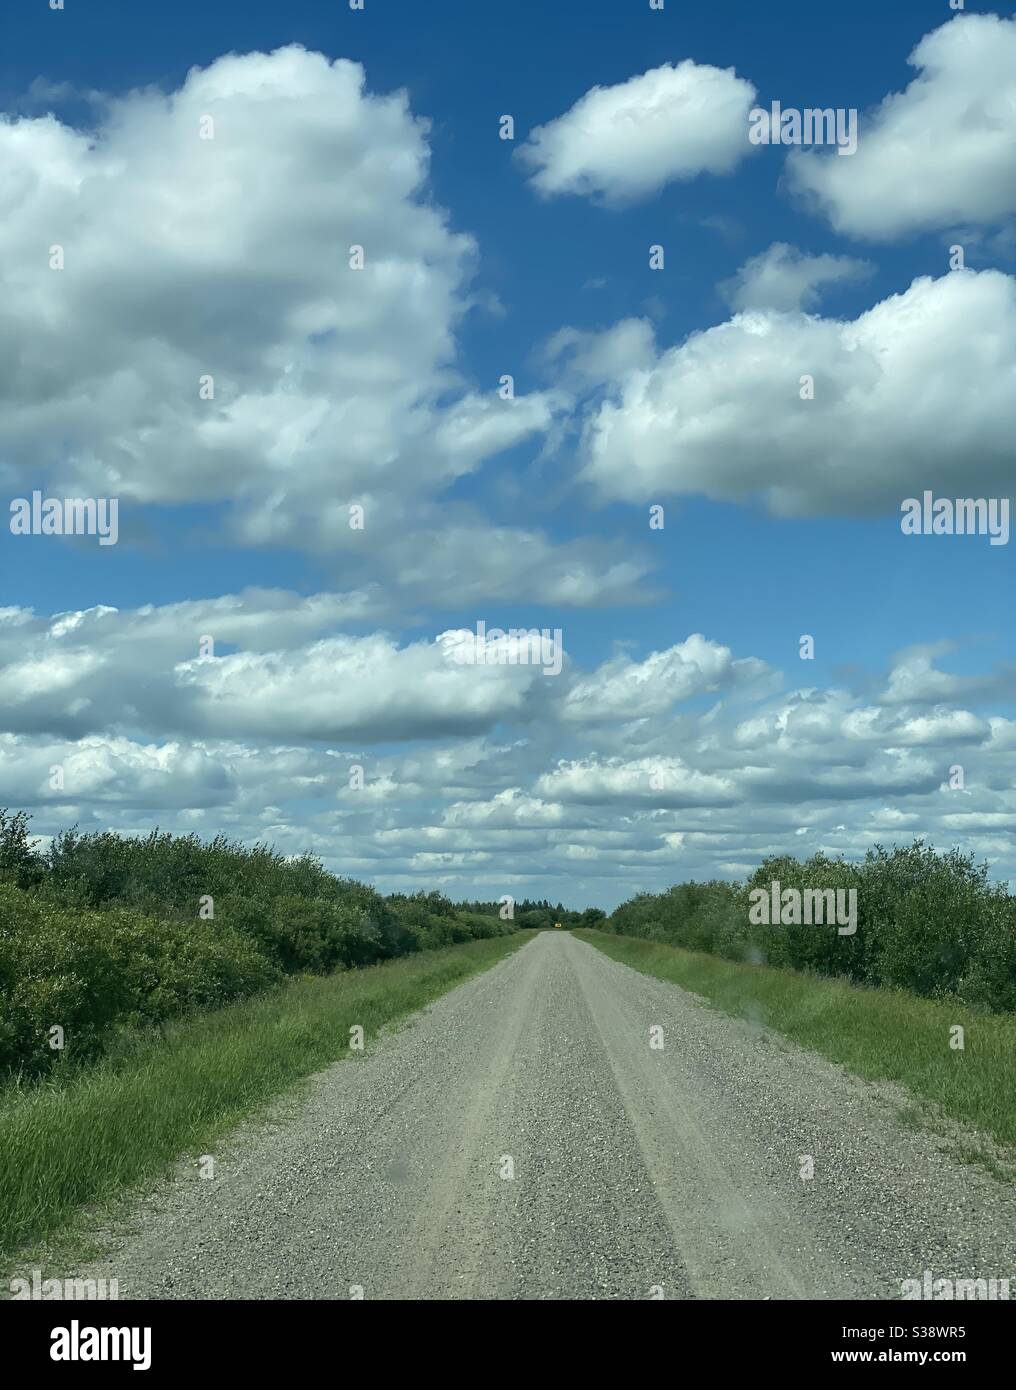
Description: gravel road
68,931,1016,1300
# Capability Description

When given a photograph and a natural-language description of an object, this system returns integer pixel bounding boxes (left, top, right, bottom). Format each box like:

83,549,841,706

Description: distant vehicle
554,922,562,929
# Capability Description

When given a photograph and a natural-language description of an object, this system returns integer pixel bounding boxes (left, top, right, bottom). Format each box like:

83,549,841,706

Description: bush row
605,842,1016,1013
0,812,518,1075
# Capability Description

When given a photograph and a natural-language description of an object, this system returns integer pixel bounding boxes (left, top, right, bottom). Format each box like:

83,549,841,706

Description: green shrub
0,884,278,1074
0,810,43,890
46,826,340,914
954,893,1016,1013
0,812,522,1078
607,840,1016,1014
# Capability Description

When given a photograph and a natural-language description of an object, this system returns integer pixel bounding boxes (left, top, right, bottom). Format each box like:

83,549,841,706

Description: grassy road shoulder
581,931,1016,1160
0,931,534,1266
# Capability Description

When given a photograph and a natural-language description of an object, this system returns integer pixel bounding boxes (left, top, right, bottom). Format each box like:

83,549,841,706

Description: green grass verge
0,931,533,1264
582,931,1016,1154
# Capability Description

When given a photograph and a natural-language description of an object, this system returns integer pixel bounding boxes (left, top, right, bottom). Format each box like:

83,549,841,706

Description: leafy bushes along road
5,803,1011,1084
0,887,280,1073
0,810,518,1077
0,933,532,1264
604,841,1016,1013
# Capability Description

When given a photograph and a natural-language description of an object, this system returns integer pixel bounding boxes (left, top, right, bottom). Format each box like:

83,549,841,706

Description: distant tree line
457,896,607,930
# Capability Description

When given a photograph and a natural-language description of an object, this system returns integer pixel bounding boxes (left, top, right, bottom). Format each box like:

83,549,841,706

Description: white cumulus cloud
518,61,757,205
788,15,1016,239
576,269,1016,515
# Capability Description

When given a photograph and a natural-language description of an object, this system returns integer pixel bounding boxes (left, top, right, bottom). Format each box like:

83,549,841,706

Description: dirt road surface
71,931,1016,1299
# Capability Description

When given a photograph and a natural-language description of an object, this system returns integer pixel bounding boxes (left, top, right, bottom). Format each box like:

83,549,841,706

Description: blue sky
2,0,1015,907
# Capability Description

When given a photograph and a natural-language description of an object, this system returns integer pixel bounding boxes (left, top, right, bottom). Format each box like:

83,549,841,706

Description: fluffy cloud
374,521,653,608
0,46,662,610
575,269,1016,514
789,15,1016,239
0,733,234,809
7,620,1016,906
440,789,574,829
517,61,756,205
0,591,374,737
1,599,784,748
0,594,567,742
536,757,738,808
561,635,771,722
719,242,873,313
0,47,587,595
879,644,1016,708
177,634,549,742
